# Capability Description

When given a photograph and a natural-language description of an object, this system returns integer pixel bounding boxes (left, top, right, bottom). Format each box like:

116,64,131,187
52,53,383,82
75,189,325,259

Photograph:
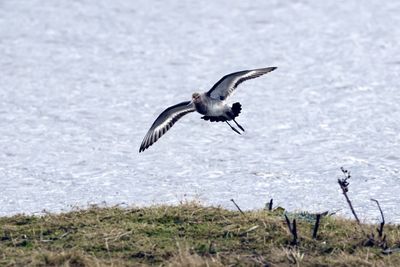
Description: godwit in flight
139,67,277,152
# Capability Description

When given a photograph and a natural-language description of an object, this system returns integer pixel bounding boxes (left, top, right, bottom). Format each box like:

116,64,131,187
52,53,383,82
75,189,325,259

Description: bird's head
192,92,201,103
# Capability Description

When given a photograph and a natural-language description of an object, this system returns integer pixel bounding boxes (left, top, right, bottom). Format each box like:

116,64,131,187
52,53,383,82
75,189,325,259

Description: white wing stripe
207,67,277,100
139,101,195,152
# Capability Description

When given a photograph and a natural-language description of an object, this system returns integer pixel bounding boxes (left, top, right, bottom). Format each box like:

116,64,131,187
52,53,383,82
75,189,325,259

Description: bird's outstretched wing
206,67,277,100
139,101,195,152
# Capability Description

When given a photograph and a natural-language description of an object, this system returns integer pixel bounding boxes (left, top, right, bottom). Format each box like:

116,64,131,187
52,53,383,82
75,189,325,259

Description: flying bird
139,67,277,152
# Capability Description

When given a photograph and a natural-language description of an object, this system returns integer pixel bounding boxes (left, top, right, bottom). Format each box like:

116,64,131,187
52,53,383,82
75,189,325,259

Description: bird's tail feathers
231,102,242,118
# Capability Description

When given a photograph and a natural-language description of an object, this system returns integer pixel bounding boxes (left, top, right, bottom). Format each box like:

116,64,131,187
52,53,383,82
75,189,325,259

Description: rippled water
1,0,400,222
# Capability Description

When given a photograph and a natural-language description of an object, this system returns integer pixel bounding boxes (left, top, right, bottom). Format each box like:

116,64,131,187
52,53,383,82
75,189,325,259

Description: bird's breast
195,97,226,116
194,102,208,115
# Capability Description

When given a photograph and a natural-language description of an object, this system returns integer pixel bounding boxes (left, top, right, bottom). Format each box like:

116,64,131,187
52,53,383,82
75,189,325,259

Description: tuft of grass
1,202,400,266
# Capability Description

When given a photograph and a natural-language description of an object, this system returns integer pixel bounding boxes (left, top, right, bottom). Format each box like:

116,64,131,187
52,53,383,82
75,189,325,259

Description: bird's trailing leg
233,119,245,132
226,121,241,135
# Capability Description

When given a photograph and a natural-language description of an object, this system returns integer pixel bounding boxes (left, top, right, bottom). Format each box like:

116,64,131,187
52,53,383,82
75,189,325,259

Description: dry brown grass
1,203,399,266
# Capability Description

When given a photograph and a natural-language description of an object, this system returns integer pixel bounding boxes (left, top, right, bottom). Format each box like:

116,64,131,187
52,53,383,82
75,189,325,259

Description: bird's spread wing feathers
207,67,277,100
139,101,195,152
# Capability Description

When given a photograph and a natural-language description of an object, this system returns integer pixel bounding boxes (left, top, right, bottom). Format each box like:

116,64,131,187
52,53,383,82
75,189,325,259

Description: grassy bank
1,203,399,266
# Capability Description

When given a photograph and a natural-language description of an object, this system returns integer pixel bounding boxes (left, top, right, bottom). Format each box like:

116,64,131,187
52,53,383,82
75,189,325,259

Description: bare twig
366,198,388,249
268,199,273,211
284,214,292,232
292,219,298,245
59,231,70,239
383,248,400,255
370,198,385,238
312,211,329,239
230,199,245,216
338,167,361,224
312,214,322,239
284,214,298,245
239,225,260,236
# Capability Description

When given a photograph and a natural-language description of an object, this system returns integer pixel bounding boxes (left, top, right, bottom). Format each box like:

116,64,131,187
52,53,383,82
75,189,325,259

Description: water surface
1,0,400,222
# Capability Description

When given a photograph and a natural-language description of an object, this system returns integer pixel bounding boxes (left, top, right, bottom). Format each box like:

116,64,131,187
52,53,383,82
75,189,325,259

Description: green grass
1,202,399,266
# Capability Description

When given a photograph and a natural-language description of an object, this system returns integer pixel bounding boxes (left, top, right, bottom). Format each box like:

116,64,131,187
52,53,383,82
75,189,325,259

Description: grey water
1,0,400,223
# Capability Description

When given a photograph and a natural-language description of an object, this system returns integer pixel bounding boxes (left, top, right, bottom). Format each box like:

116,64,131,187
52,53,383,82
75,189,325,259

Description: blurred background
1,0,399,222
